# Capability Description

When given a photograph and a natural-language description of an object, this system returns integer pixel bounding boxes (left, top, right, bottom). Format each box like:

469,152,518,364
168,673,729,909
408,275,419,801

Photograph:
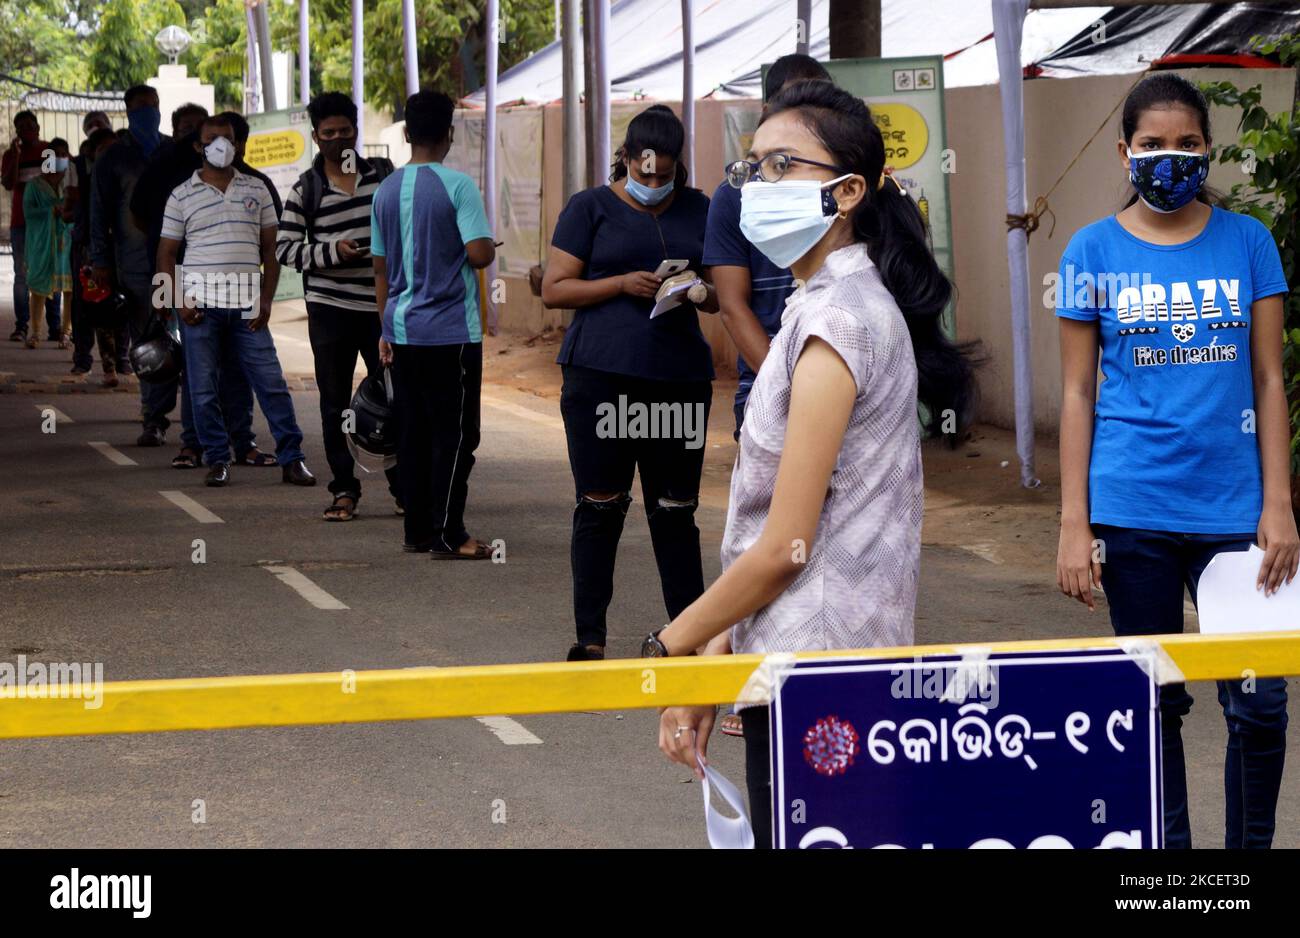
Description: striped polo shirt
370,162,492,346
275,157,386,312
161,169,276,310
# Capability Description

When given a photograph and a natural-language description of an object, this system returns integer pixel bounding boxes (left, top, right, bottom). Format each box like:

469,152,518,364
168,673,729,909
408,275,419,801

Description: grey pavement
0,262,1296,848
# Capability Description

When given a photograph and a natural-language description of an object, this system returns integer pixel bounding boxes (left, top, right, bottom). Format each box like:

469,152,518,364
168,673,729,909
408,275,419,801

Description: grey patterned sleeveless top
724,241,923,655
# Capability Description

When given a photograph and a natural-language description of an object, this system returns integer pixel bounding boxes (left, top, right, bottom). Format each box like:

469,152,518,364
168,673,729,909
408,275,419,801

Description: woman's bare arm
658,336,856,654
1056,318,1101,609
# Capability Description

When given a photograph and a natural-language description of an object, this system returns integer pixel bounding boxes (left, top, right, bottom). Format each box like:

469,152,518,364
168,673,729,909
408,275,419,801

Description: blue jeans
1093,524,1289,849
178,340,257,459
180,308,304,468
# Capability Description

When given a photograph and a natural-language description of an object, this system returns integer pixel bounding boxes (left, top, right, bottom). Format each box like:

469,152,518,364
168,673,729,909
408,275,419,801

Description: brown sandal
323,493,359,522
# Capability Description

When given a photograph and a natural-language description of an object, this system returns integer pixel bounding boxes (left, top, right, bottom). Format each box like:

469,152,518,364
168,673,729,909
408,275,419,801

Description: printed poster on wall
443,108,544,280
245,108,314,300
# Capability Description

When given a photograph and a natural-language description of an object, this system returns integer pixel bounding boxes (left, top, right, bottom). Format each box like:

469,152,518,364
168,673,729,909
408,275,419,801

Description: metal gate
0,74,126,249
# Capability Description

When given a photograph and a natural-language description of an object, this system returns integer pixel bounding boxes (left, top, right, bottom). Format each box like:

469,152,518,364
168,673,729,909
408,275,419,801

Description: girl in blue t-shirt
541,105,719,662
1056,74,1293,849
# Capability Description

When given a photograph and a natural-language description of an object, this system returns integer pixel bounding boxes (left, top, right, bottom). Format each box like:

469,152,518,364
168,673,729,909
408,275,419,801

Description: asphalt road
1,294,1297,848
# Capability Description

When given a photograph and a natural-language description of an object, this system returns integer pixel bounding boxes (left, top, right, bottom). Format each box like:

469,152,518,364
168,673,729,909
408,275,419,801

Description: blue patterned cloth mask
1126,149,1209,213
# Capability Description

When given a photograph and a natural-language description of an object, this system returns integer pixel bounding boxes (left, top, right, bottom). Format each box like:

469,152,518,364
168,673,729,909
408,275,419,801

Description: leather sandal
323,493,359,522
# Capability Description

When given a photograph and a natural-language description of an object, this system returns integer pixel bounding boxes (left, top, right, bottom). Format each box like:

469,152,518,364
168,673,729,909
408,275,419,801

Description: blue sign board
769,649,1162,849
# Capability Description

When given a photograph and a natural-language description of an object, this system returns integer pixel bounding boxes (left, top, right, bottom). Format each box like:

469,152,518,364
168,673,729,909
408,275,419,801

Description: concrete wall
488,68,1296,415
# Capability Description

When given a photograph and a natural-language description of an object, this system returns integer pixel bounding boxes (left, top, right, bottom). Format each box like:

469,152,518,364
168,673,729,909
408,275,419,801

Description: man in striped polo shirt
276,92,398,521
156,114,315,489
372,91,496,557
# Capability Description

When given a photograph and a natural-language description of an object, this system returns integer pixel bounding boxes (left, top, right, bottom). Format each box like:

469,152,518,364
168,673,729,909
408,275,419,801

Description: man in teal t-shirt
371,91,496,558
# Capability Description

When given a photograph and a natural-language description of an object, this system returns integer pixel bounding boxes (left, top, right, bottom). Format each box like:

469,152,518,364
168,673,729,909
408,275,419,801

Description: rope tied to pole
1004,70,1150,242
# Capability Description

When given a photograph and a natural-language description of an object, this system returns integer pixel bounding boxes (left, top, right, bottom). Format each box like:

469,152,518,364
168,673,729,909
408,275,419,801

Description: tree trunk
828,0,881,60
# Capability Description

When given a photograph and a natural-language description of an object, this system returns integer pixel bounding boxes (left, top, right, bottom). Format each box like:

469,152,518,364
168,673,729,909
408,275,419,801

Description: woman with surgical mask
542,104,718,663
649,80,975,847
1056,74,1292,849
20,138,71,349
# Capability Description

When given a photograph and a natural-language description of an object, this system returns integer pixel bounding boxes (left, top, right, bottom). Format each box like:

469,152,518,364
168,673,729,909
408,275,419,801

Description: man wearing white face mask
157,115,314,489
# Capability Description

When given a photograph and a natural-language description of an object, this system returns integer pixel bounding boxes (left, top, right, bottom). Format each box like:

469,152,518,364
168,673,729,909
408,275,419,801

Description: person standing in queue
278,91,399,521
649,81,975,847
541,104,718,662
371,91,495,557
1055,74,1293,849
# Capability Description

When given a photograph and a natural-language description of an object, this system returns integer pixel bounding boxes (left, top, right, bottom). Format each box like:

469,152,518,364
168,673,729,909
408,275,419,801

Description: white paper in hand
698,753,754,850
650,279,696,319
1197,544,1300,634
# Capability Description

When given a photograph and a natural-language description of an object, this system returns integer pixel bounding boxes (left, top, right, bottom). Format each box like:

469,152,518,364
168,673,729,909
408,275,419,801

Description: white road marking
36,403,73,424
263,565,349,610
482,395,564,431
159,490,225,524
402,665,544,745
87,441,137,466
473,715,544,746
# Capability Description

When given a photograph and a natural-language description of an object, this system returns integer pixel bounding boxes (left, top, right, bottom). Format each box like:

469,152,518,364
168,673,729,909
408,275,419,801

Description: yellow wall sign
245,129,306,169
871,103,928,171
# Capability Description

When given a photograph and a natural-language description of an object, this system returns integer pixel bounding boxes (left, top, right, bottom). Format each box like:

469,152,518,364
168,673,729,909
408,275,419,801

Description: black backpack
295,155,394,242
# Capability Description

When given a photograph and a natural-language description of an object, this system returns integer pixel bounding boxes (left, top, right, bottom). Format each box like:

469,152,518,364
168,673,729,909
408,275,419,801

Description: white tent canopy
464,0,1112,105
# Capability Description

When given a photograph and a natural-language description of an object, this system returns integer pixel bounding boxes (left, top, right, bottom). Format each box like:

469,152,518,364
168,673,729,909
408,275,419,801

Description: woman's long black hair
609,104,691,188
1120,72,1220,209
762,80,978,440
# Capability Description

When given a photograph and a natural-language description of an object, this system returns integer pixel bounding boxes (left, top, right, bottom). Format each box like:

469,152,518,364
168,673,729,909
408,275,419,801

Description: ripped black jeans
560,364,712,648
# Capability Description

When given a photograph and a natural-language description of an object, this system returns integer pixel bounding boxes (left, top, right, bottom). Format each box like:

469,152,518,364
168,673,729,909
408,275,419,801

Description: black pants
390,342,482,551
742,706,774,850
559,364,711,647
307,301,399,499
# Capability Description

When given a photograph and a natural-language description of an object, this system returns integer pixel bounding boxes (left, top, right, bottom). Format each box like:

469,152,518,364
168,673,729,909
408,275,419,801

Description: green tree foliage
0,0,93,88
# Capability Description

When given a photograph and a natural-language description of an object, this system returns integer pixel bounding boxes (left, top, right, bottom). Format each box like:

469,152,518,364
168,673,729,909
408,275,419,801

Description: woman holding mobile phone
542,104,718,662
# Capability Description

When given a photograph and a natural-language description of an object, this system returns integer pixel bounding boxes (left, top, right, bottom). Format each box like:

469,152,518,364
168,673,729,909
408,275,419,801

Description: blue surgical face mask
53,157,69,173
625,174,674,206
739,175,852,269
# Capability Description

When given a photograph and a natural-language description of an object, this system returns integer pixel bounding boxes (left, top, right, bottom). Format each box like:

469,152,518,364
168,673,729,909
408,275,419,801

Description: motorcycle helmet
346,369,398,474
129,330,183,384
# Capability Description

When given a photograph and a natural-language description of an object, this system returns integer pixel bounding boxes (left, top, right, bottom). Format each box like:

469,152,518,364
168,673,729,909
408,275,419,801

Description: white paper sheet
1197,544,1300,634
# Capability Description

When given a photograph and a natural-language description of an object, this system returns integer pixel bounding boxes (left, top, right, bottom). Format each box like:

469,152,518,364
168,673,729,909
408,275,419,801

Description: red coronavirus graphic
803,715,860,777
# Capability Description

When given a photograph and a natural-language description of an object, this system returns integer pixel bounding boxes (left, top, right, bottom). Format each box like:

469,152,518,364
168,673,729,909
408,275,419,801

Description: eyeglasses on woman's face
725,153,848,188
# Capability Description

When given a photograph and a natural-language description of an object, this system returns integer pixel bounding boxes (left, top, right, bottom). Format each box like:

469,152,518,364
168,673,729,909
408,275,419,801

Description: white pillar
299,0,310,106
402,0,419,97
592,0,610,178
245,4,261,113
560,0,582,201
992,0,1039,487
681,0,695,185
255,0,277,112
352,0,364,141
484,0,500,335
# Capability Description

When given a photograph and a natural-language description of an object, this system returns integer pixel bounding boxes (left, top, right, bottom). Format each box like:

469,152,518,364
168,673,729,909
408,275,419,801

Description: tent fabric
463,0,1110,105
1032,2,1300,79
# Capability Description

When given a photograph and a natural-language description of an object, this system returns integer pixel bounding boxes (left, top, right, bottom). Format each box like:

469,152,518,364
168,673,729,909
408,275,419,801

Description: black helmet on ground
349,370,397,458
129,330,183,384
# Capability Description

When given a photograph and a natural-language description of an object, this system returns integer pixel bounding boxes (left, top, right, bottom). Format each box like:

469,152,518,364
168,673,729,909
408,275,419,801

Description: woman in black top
542,105,717,661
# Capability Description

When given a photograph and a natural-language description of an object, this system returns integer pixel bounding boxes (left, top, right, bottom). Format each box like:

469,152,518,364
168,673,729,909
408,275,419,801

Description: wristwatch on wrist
640,627,671,658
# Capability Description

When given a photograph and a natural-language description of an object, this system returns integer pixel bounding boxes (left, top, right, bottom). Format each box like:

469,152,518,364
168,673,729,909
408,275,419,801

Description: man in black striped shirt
276,93,397,521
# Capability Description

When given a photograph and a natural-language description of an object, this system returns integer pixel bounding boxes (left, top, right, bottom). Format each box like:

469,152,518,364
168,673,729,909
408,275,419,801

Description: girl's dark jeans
560,364,710,648
1092,524,1288,849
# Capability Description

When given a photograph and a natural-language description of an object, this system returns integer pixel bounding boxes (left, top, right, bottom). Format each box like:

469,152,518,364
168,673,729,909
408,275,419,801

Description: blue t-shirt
552,184,714,382
371,162,492,346
702,181,794,400
1056,207,1289,533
